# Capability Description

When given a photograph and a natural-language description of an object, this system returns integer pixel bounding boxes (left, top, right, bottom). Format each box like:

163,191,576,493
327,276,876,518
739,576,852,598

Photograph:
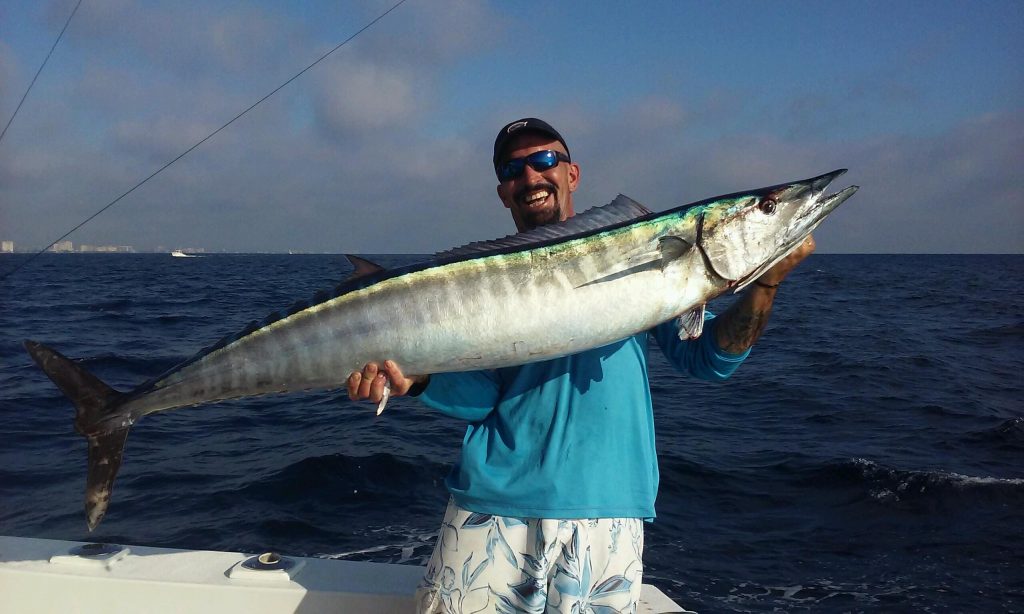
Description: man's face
496,132,580,232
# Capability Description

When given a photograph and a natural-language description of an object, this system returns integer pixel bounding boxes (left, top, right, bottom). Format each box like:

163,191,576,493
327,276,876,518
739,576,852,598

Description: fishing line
0,0,84,147
0,0,410,283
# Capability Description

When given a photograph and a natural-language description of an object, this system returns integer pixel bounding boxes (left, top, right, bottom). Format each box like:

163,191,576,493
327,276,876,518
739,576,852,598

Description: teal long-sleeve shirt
418,315,750,520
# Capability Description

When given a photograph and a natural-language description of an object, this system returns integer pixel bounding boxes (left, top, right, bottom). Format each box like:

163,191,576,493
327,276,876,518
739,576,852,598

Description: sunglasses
496,150,571,182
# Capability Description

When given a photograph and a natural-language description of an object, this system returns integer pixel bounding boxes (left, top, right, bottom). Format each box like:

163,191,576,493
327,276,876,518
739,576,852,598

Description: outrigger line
0,0,84,147
0,0,410,284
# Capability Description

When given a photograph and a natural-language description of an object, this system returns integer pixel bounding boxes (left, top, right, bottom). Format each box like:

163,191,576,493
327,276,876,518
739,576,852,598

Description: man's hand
714,234,815,354
347,360,427,405
756,235,816,287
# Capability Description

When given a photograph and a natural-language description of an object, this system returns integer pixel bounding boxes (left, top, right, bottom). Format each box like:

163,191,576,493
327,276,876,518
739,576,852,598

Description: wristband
407,376,430,397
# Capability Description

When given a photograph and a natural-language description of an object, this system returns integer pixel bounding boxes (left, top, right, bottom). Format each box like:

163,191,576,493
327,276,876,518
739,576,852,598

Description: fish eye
759,198,777,215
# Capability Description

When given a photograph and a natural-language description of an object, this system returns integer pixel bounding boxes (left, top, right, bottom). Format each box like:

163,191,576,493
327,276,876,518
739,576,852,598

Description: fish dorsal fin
434,194,653,260
344,255,386,281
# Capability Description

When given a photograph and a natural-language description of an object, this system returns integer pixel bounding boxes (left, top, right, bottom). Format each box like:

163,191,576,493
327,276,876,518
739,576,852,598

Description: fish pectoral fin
577,237,696,289
659,236,693,267
676,304,706,340
624,236,693,269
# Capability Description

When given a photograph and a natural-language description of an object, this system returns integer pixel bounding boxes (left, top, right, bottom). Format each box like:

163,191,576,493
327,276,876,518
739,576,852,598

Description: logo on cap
506,120,529,134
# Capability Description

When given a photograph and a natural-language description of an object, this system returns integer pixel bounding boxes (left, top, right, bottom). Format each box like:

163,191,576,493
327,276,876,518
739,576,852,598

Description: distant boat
170,250,196,258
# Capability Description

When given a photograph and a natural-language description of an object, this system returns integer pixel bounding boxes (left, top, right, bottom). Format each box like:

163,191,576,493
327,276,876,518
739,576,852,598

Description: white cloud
57,0,304,79
111,117,218,162
834,111,1023,253
313,61,418,137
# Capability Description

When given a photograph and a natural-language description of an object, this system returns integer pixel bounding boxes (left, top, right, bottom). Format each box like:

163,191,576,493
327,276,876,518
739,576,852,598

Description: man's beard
517,182,561,229
524,199,561,228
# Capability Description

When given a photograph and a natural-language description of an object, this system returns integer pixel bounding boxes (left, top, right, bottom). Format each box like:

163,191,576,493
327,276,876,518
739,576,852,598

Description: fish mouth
795,169,856,223
793,184,859,232
818,184,859,210
811,168,848,193
731,170,859,291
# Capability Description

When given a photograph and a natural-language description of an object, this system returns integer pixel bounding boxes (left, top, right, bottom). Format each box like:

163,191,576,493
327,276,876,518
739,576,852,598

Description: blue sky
1,0,1021,253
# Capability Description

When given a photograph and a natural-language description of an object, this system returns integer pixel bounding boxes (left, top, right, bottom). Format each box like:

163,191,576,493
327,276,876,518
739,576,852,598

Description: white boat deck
0,535,690,613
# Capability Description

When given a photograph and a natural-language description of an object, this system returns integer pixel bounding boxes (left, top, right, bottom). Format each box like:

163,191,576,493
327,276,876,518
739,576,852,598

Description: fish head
695,169,858,287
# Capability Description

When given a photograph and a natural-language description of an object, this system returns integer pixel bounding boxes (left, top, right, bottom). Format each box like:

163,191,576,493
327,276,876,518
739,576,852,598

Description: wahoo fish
25,169,857,530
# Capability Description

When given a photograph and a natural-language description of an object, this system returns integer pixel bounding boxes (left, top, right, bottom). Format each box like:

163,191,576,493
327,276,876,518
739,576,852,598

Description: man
348,118,813,613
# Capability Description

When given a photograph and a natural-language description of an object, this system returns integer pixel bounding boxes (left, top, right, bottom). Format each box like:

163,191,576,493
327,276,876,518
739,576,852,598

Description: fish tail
24,340,131,531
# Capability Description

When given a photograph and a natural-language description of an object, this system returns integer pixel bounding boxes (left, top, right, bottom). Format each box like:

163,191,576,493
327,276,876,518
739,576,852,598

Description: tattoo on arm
715,289,775,354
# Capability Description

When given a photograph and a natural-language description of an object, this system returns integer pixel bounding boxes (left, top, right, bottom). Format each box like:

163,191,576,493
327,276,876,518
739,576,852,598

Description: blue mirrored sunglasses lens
498,159,525,181
497,150,562,181
527,150,559,171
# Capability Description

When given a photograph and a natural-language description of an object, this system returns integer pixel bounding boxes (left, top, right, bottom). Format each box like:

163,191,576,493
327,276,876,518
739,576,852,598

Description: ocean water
1,253,1021,613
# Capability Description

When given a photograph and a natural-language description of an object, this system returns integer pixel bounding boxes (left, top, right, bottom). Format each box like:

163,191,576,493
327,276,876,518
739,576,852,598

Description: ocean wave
318,526,439,565
843,458,1024,507
963,417,1024,450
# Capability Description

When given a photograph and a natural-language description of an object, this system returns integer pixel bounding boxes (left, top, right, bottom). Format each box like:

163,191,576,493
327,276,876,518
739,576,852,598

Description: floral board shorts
415,499,645,613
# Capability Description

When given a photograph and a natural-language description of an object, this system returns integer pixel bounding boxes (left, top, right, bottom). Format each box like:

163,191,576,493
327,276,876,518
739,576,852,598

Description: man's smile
524,190,549,207
517,183,557,210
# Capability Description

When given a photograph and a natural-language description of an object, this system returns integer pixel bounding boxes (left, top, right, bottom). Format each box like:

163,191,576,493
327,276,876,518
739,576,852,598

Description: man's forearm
714,283,779,354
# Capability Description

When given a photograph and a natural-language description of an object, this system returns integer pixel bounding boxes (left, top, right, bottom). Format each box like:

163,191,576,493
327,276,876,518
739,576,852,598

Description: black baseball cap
492,117,570,171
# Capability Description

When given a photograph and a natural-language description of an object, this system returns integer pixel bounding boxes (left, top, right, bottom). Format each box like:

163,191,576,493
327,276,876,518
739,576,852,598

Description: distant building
80,244,135,253
49,241,74,253
1,241,13,253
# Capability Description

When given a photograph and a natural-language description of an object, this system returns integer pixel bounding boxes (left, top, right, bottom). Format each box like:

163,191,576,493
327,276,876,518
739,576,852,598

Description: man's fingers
796,234,816,257
369,372,388,402
787,235,816,266
382,360,411,394
347,372,361,400
347,360,414,403
382,359,404,380
357,363,379,398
